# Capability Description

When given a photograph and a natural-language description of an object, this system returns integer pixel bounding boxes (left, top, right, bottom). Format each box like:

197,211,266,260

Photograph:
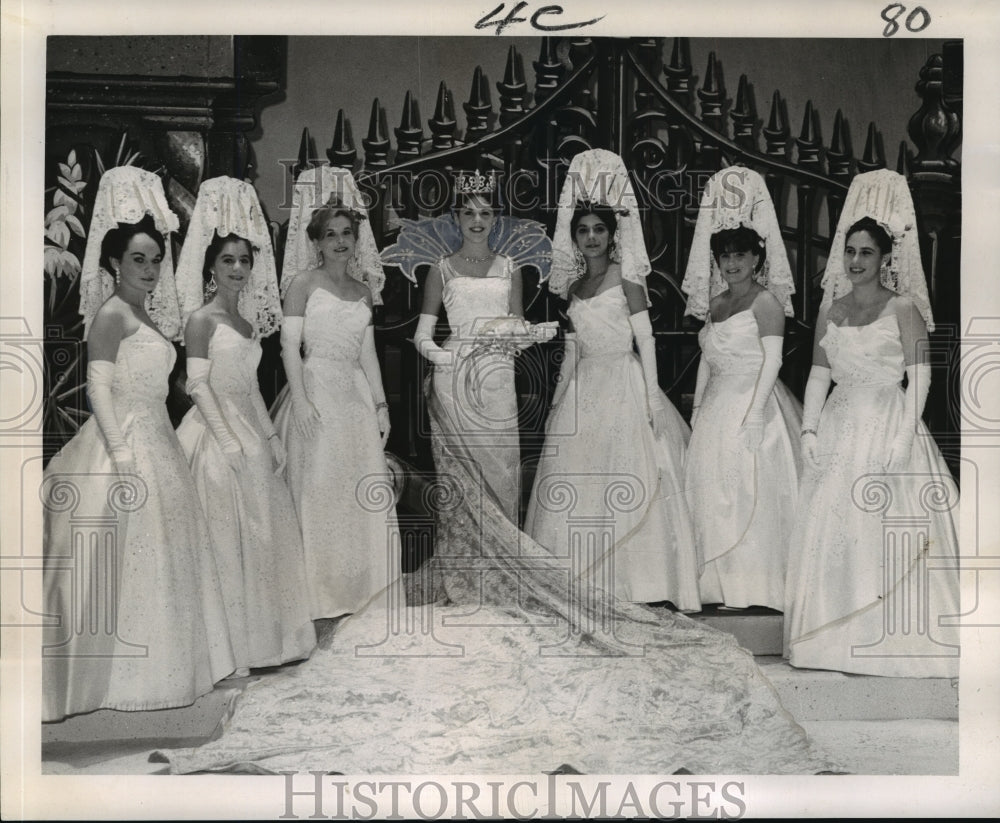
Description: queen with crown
383,169,556,565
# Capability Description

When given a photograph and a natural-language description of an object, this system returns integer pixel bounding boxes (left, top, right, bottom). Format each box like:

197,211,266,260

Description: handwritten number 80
881,3,931,36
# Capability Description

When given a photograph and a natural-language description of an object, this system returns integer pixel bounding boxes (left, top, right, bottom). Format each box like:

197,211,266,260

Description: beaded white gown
784,312,961,677
272,288,401,619
685,311,802,609
526,284,701,608
42,324,235,721
430,255,522,524
177,323,316,670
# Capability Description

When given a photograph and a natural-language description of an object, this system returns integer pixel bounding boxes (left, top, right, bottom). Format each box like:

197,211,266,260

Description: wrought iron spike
896,140,911,176
798,100,818,144
464,66,493,141
363,98,390,169
395,91,423,160
429,82,457,151
859,121,885,171
664,38,692,103
730,74,756,150
827,109,852,182
532,37,565,103
830,109,847,155
796,101,821,170
326,109,357,169
293,127,314,179
766,90,786,134
497,47,528,127
702,51,720,94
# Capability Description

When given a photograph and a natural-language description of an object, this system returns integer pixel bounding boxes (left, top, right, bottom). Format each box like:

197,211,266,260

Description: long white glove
87,360,135,474
413,313,454,369
249,385,286,475
280,316,321,438
885,363,931,471
359,324,390,446
628,310,669,439
741,335,784,450
800,365,832,469
186,357,244,472
691,355,710,429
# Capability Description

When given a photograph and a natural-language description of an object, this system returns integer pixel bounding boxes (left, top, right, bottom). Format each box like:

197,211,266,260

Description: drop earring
205,274,218,300
572,246,586,277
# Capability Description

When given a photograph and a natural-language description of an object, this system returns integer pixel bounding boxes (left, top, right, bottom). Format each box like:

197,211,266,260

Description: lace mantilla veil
821,168,933,330
79,166,182,340
174,176,283,338
681,165,795,321
281,165,386,305
548,148,652,303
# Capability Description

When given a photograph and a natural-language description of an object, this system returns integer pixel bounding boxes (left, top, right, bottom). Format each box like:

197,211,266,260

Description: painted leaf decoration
65,214,85,237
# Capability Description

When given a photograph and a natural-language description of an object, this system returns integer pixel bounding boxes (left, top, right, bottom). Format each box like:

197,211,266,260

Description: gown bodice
111,323,176,405
206,323,261,395
698,310,764,375
440,255,512,340
302,288,372,361
821,313,904,387
567,285,634,358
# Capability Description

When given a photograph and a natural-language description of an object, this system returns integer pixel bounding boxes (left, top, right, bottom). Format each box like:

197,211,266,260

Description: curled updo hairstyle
570,202,619,242
710,225,766,274
203,232,255,283
306,201,362,242
845,216,892,255
99,213,166,274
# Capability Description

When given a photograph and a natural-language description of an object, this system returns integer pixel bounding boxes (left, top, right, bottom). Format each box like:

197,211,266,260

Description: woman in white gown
526,151,700,608
156,171,837,777
174,176,316,673
681,167,802,610
43,168,235,721
271,166,399,620
784,169,960,677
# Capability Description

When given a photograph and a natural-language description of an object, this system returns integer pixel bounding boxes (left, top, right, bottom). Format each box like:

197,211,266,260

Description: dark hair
306,203,362,242
570,202,619,241
710,226,766,274
203,232,255,282
99,213,166,273
845,217,892,255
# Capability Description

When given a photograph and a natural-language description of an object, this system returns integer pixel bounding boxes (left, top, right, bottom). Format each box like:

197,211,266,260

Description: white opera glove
413,313,454,370
885,363,931,471
546,332,578,432
249,389,286,475
629,310,669,439
800,365,832,470
517,319,559,350
741,336,784,451
87,360,135,474
359,325,391,446
186,357,245,472
280,316,321,439
691,355,711,429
